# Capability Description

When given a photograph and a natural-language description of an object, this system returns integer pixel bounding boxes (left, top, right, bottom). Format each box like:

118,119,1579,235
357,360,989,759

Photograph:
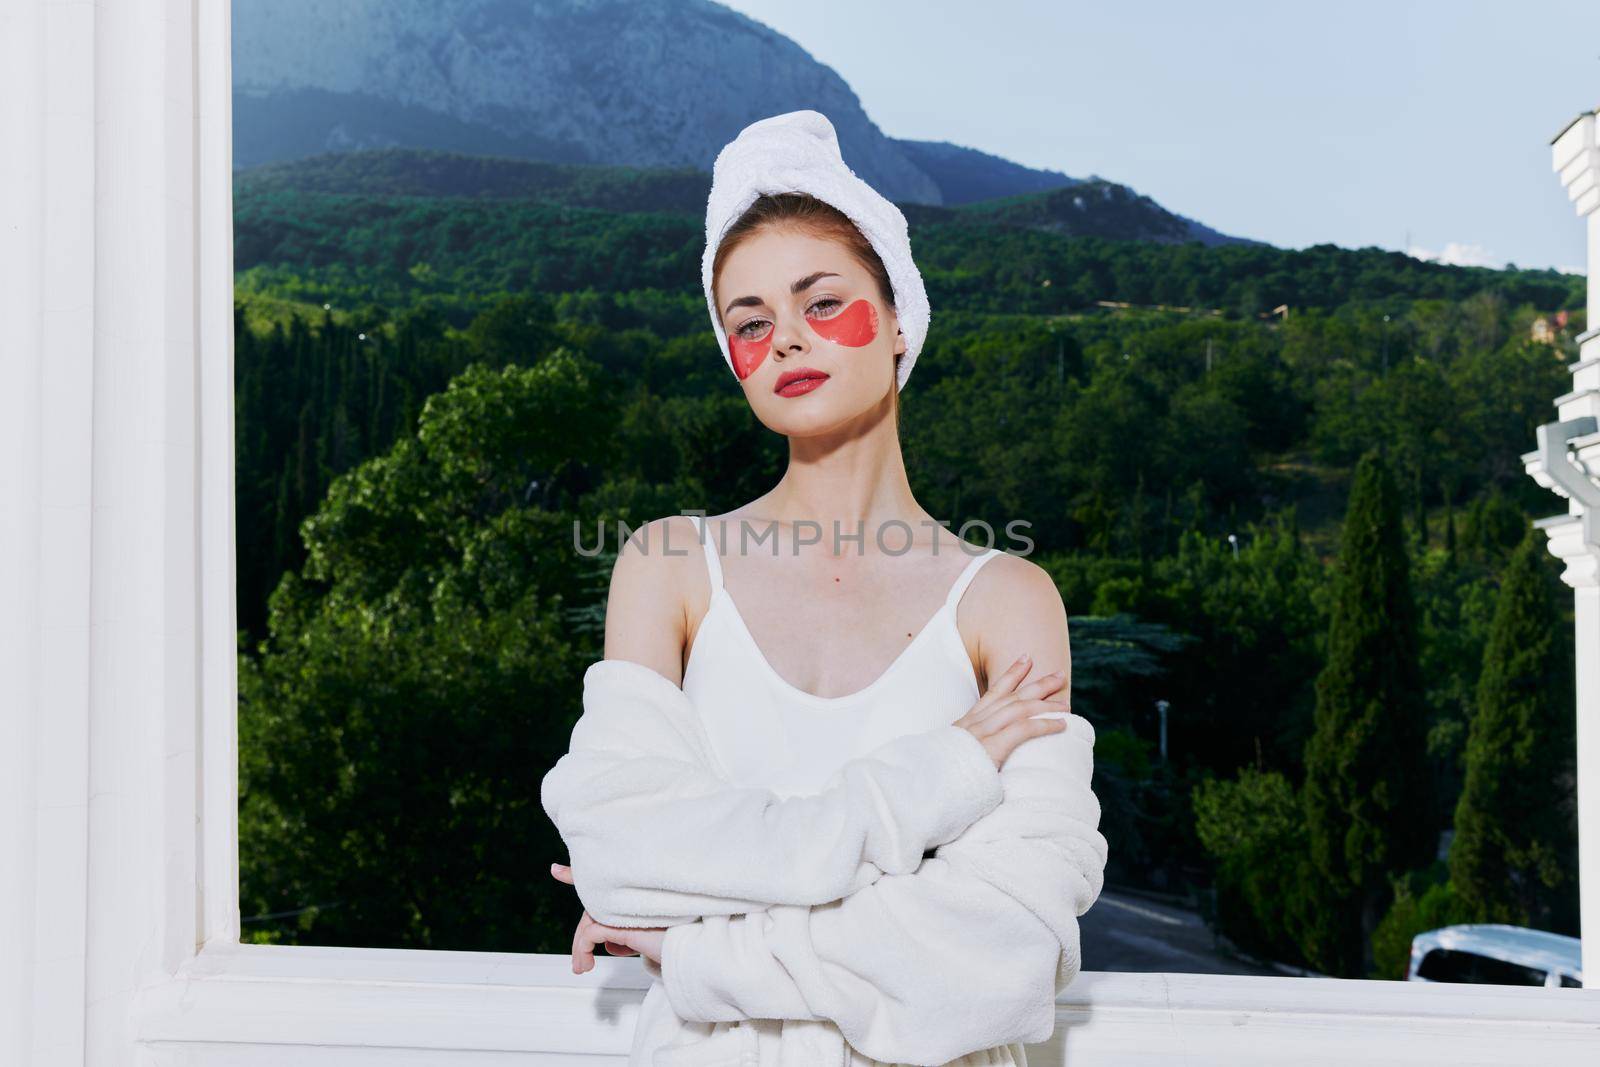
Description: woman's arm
649,559,1108,1065
540,516,1011,926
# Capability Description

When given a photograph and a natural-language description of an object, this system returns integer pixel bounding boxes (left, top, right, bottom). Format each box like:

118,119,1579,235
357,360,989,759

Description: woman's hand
551,862,668,974
953,653,1072,770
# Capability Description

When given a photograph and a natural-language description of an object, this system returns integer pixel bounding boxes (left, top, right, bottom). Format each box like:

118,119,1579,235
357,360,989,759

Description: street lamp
1156,699,1170,763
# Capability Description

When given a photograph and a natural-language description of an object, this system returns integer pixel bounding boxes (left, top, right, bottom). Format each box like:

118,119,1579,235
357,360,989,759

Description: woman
541,110,1107,1067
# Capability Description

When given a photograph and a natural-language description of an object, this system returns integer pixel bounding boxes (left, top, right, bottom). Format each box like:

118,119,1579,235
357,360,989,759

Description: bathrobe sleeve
652,708,1107,1067
539,658,1005,928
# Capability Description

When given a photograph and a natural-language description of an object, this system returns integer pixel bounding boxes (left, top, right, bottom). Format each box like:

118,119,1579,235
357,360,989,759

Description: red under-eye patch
808,299,878,347
728,329,772,379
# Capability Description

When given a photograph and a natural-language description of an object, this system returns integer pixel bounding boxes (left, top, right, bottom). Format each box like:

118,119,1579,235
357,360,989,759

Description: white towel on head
702,109,931,392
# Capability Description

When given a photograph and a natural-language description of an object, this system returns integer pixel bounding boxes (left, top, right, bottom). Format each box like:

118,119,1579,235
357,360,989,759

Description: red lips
773,367,831,397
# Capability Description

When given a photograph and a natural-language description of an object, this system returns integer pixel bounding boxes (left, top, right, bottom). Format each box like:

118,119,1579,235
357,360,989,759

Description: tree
1450,528,1579,934
1301,450,1436,976
1193,766,1310,965
238,351,620,951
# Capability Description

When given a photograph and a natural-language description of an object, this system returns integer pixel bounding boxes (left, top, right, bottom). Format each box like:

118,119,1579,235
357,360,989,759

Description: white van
1407,923,1582,988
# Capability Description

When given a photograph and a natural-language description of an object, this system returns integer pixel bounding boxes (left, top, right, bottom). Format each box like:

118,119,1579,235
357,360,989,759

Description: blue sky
725,0,1599,274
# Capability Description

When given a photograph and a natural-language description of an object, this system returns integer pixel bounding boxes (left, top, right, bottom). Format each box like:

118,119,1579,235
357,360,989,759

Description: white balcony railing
120,941,1600,1064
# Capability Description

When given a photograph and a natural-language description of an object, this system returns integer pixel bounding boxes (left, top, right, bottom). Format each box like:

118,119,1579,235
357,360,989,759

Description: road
1080,885,1283,975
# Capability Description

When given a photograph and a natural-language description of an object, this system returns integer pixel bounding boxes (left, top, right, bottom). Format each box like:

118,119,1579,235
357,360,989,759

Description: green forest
234,157,1583,979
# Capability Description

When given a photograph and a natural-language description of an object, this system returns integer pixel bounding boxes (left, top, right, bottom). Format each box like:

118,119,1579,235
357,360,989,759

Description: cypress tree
1302,449,1436,976
1450,528,1579,934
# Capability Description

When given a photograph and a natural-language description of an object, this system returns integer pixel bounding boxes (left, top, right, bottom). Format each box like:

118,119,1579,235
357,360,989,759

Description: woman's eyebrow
723,271,842,316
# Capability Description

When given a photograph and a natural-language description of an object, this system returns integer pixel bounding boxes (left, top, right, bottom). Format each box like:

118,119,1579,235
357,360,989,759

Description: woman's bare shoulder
960,549,1071,693
602,514,705,683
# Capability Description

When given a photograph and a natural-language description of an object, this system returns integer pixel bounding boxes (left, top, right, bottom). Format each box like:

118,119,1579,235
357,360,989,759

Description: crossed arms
539,536,1108,1064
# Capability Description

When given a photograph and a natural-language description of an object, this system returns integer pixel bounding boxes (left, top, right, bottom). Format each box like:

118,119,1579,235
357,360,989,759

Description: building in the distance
1532,309,1574,346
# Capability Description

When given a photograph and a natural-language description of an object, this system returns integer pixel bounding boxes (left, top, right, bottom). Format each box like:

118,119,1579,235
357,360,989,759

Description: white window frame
6,3,1598,1063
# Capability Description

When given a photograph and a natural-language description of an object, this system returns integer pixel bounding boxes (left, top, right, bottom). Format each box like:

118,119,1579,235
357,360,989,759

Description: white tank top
683,513,1004,798
625,514,1026,1066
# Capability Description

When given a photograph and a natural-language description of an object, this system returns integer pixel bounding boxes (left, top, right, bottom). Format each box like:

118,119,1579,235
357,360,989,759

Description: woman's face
714,226,904,435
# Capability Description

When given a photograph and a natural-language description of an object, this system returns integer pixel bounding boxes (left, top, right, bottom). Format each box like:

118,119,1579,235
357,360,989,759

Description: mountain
891,141,1250,246
233,148,714,215
233,0,1256,245
232,0,938,202
892,139,1085,206
235,147,1258,250
936,181,1252,247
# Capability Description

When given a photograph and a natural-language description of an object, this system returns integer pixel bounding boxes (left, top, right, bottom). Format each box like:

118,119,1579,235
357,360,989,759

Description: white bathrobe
540,658,1108,1066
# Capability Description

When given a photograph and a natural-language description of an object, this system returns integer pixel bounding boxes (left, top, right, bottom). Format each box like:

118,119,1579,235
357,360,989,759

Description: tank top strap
944,546,1002,611
690,513,724,594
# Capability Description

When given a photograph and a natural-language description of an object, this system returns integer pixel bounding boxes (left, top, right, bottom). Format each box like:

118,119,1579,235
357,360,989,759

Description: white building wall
1538,106,1600,986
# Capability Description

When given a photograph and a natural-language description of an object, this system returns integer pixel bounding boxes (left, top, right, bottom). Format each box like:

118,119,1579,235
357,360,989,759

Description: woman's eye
733,301,837,338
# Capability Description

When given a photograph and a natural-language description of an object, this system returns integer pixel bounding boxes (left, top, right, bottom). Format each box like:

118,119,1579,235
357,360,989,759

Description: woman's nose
770,315,808,355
